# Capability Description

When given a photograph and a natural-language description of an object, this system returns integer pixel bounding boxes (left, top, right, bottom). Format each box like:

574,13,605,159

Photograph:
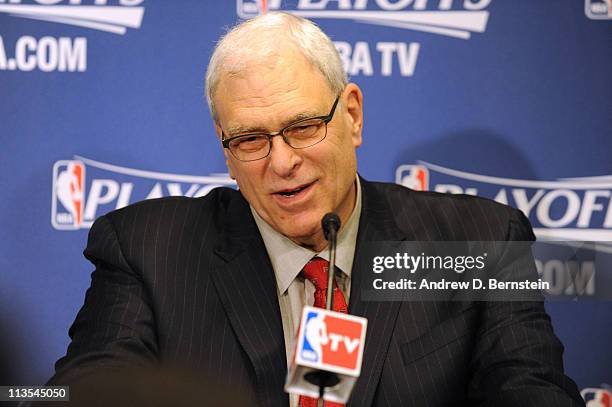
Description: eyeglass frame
221,95,340,162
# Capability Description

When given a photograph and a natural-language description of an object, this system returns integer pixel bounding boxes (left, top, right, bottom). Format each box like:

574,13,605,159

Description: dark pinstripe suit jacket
50,179,584,406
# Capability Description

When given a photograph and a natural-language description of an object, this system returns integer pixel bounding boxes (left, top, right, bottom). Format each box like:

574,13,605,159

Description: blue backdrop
1,0,611,398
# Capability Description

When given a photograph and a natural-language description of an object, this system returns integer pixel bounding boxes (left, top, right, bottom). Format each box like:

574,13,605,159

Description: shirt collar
251,176,362,295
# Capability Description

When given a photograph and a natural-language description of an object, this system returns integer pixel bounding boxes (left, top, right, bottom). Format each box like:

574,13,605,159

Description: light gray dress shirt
250,177,362,407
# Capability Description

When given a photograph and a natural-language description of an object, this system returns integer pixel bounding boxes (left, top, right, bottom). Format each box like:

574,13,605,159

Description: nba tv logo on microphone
286,307,367,402
296,306,367,376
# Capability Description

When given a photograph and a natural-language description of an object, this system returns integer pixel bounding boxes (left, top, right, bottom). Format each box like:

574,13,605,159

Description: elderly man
50,12,584,407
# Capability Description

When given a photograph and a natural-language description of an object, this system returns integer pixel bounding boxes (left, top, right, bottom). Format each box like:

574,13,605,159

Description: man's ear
342,83,363,148
215,122,236,180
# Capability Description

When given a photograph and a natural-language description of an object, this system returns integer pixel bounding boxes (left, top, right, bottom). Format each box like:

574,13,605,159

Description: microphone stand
325,223,337,313
304,213,341,407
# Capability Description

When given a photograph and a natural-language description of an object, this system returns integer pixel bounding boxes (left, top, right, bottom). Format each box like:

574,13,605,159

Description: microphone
284,213,368,404
322,212,341,243
322,213,341,312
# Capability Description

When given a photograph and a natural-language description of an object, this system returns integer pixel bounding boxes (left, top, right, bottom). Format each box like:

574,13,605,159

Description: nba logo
297,307,367,375
585,0,612,19
237,0,282,19
395,165,429,191
301,311,327,363
582,388,612,407
52,160,85,230
286,307,367,402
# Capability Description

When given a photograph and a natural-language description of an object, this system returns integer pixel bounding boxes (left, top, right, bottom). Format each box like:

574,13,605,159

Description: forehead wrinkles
229,85,302,111
220,49,303,93
216,48,326,101
224,92,322,135
216,59,333,133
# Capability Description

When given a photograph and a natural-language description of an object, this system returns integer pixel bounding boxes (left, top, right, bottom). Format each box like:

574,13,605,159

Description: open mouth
275,182,313,198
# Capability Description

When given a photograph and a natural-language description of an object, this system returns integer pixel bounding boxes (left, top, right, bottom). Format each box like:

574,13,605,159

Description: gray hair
205,12,347,122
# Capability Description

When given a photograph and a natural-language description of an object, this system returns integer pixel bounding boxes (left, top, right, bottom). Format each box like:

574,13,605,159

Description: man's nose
268,136,302,177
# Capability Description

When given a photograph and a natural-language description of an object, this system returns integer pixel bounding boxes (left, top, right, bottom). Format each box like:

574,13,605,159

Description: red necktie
299,257,347,407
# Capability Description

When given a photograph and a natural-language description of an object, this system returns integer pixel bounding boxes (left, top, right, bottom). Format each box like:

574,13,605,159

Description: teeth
279,185,306,197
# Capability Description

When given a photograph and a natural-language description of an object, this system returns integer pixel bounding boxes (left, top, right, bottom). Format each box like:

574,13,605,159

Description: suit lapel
209,180,414,406
211,195,288,406
348,179,407,407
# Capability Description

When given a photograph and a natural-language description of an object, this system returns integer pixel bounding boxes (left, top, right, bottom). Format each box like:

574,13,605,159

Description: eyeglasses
221,96,340,162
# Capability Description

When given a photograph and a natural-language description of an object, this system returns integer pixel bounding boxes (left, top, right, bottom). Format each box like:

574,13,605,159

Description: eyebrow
225,109,322,137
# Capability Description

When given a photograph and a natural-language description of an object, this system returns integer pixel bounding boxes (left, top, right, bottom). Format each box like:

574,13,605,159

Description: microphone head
322,213,341,241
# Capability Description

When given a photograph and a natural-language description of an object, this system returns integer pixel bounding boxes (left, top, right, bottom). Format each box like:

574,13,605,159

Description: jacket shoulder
369,180,512,210
106,186,238,216
83,187,246,272
93,187,243,238
366,181,533,241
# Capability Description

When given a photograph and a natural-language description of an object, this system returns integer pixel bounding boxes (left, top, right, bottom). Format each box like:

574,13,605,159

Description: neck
292,178,357,252
292,230,328,253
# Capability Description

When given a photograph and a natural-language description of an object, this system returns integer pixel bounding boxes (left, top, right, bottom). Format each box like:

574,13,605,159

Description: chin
277,216,322,241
